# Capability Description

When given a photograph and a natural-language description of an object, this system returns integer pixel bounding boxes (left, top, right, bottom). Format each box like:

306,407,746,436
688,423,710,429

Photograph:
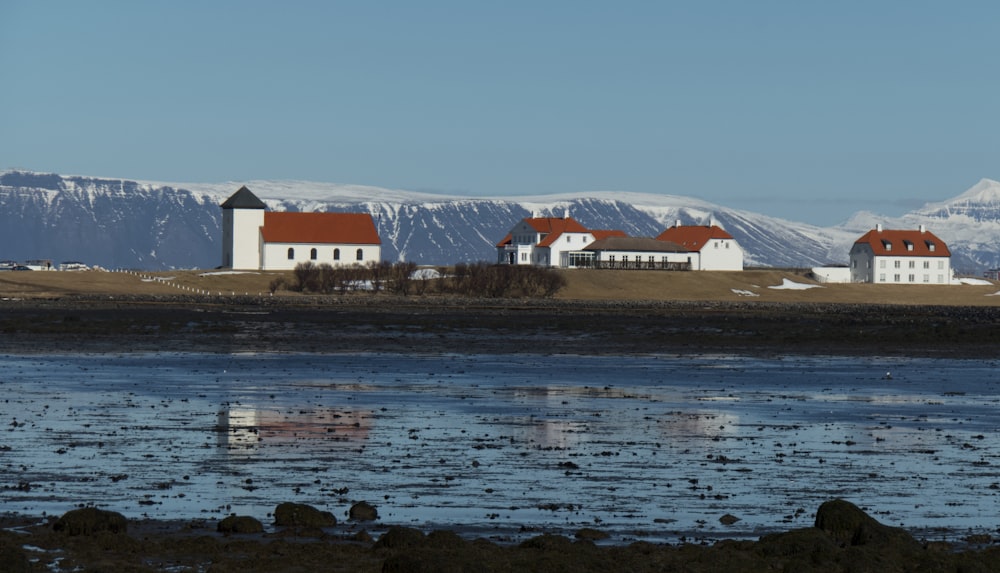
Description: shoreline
1,295,999,358
4,501,1000,572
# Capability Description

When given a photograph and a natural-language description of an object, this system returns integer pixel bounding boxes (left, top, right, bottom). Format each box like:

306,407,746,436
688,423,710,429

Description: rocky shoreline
3,500,999,572
1,294,999,357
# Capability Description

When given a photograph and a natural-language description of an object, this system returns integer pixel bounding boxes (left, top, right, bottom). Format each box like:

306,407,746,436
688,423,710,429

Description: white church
221,186,382,271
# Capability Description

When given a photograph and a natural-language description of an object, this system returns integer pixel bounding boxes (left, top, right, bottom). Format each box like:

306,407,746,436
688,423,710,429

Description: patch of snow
411,268,440,280
731,289,759,297
958,277,993,286
199,271,261,276
768,278,822,290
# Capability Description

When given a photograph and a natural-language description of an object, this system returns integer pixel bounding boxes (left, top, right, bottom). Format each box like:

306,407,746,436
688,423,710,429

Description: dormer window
904,241,913,251
882,240,892,251
926,241,936,252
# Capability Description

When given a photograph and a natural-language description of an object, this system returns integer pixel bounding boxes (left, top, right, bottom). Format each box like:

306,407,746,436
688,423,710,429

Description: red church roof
261,212,381,245
853,228,950,257
655,225,733,252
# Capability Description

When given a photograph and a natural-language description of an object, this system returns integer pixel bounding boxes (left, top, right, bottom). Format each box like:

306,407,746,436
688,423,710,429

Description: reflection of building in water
518,419,591,450
657,411,741,439
216,406,372,453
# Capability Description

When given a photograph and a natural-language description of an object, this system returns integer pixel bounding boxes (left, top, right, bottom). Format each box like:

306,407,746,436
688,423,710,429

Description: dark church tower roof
221,186,267,209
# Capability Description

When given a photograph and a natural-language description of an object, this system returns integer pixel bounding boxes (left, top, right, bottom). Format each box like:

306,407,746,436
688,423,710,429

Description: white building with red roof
221,186,381,271
496,215,610,267
849,224,951,284
655,222,744,271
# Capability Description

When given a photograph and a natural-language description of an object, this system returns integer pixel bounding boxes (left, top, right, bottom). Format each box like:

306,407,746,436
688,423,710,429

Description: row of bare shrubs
270,261,565,298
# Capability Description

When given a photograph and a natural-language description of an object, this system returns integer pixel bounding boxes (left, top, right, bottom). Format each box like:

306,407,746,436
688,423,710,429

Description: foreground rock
52,507,128,536
6,500,1000,572
218,515,264,534
273,502,337,528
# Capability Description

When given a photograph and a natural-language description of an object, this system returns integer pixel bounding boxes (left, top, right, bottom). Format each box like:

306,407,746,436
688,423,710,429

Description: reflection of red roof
261,212,381,245
853,228,950,257
655,225,733,251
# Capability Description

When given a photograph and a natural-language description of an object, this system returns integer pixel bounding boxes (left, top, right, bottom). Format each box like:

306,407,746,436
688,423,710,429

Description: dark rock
814,499,919,549
719,513,740,525
217,515,264,534
273,502,336,528
519,533,575,551
575,527,610,541
374,526,426,549
348,501,378,521
0,538,31,573
425,529,466,548
53,507,128,536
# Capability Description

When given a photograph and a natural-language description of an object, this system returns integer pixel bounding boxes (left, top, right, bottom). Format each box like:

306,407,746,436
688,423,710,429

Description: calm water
2,352,1000,543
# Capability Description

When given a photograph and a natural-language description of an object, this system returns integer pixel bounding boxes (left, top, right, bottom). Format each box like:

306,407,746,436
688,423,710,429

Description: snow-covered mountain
0,169,994,273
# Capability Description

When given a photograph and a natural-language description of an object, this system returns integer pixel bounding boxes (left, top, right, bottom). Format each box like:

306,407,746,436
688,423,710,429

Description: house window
521,253,527,262
852,260,857,269
923,261,930,269
894,261,900,269
356,248,364,261
894,274,900,282
938,274,944,283
310,248,317,260
908,261,915,269
879,273,885,282
923,274,930,283
287,248,295,260
334,248,340,260
908,274,915,282
938,261,944,269
879,260,886,269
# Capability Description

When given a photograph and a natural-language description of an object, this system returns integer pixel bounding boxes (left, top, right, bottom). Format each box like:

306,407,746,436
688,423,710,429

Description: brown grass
0,268,998,306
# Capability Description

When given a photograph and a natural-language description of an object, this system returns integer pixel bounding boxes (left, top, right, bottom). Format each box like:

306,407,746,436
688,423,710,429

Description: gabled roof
221,186,267,209
584,236,687,253
591,229,628,240
524,217,589,234
854,228,950,257
496,233,513,248
261,212,381,245
655,225,734,252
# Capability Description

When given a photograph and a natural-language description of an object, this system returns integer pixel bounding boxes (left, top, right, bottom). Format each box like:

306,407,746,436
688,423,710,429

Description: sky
2,1,999,226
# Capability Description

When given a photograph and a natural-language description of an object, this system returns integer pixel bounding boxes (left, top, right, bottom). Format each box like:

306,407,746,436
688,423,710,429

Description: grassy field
0,267,997,306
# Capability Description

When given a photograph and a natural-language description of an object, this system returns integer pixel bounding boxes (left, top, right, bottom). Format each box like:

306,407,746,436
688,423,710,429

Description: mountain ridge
1,170,997,273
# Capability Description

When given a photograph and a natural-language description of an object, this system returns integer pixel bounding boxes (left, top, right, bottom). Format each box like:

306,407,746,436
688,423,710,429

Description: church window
356,248,364,261
287,248,295,260
334,248,340,260
310,248,317,260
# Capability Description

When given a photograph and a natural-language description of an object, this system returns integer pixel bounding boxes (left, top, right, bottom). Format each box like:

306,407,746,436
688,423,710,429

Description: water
2,351,999,543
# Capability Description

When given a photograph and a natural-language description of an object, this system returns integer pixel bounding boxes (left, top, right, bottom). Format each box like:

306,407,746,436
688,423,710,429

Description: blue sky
2,1,998,226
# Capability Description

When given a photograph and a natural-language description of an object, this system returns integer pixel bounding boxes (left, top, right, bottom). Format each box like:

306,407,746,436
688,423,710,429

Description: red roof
496,233,513,248
261,212,381,245
591,229,628,240
655,225,733,251
524,217,589,234
853,228,950,257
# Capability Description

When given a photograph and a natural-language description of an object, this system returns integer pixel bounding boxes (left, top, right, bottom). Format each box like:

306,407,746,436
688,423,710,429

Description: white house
496,216,607,268
221,186,382,271
655,223,744,271
849,224,951,284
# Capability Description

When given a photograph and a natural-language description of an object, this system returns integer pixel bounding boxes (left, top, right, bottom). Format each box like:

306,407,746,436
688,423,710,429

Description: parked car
12,265,32,271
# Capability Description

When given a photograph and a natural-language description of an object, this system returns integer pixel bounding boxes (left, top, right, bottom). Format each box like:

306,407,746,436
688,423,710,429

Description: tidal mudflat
3,351,999,544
